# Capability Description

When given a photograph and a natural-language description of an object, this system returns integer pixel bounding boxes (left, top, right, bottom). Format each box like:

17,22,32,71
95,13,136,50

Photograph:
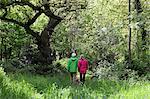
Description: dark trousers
80,73,86,83
70,72,76,83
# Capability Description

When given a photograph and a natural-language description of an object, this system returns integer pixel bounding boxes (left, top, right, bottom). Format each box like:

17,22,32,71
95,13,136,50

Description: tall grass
0,67,150,99
110,81,150,99
0,67,43,99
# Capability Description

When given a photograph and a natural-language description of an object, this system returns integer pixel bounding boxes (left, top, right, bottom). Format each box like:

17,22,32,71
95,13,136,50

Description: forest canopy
0,0,149,78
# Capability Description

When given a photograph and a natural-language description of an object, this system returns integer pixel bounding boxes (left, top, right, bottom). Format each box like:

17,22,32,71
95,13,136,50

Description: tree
0,0,86,64
134,0,148,57
128,0,132,66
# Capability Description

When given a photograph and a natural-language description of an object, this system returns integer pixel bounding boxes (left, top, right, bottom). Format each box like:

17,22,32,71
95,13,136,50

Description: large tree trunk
37,30,52,64
36,18,62,64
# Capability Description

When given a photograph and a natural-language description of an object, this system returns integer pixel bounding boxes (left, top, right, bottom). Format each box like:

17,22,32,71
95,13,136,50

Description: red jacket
78,59,88,73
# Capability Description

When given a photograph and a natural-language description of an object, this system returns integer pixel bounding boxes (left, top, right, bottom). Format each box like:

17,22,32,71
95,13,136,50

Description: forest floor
0,71,149,99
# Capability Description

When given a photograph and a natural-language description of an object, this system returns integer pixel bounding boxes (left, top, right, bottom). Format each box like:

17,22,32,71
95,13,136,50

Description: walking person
78,55,88,84
67,53,78,84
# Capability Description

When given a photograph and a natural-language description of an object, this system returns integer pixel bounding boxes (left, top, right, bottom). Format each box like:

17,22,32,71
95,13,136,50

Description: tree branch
43,4,63,20
0,1,41,40
0,1,63,21
0,16,40,40
0,1,42,11
134,0,143,13
26,10,43,26
0,16,25,27
45,18,62,32
24,25,40,41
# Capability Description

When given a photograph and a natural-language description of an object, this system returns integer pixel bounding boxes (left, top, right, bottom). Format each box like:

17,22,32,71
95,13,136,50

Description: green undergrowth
0,67,150,99
0,67,42,99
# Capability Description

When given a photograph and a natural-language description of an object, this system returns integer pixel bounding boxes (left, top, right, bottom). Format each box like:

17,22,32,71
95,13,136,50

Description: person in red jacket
78,54,88,84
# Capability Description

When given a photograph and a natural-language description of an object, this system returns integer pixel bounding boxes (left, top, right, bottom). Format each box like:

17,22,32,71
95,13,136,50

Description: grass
110,81,150,99
0,67,42,99
0,67,150,99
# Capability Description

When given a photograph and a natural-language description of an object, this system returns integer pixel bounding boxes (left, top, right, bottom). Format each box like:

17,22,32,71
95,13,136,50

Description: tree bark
128,0,132,66
36,18,62,64
134,0,147,57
